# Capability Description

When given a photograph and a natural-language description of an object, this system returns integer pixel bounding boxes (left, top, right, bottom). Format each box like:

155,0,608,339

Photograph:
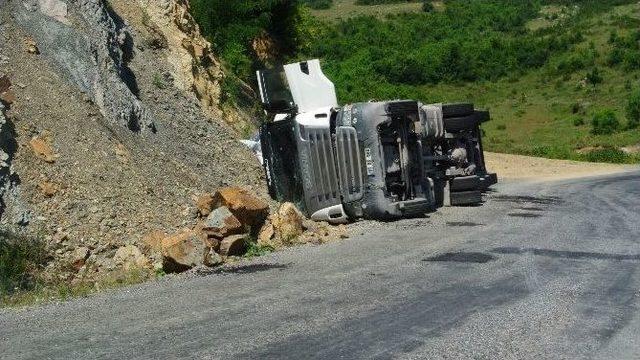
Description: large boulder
113,245,150,271
272,202,304,244
212,187,269,230
202,206,244,239
161,229,209,273
219,234,247,256
195,193,215,217
257,220,275,247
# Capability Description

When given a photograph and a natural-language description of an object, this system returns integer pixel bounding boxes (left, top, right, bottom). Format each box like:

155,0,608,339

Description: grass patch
1,229,155,308
152,73,166,89
0,230,47,297
309,0,423,21
243,239,274,258
2,267,153,308
579,147,637,163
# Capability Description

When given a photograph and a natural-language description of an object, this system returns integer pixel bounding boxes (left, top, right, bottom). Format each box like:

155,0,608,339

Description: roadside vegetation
190,0,640,164
0,230,47,299
0,229,154,308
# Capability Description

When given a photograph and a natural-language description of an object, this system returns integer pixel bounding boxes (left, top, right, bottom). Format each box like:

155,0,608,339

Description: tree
626,89,640,129
591,109,620,135
586,67,602,86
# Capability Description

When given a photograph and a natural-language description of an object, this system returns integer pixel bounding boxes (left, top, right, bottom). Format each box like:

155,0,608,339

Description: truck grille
336,126,363,202
297,125,341,213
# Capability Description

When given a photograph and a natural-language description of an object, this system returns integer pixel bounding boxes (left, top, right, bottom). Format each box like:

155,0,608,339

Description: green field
422,3,640,162
309,0,424,21
304,1,640,163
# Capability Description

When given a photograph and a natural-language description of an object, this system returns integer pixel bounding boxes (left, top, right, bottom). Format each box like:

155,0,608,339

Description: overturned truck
257,59,497,223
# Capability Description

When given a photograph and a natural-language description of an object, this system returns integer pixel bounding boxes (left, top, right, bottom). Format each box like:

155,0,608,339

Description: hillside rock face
0,103,15,218
17,0,155,132
0,0,268,281
136,0,256,133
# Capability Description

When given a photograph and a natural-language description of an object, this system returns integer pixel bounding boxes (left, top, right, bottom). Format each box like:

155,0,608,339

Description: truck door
257,59,338,115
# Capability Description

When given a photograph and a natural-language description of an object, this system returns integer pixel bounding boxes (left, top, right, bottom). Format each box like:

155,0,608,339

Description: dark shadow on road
508,212,543,218
446,222,484,227
493,247,640,261
493,195,564,206
211,263,290,275
424,252,496,264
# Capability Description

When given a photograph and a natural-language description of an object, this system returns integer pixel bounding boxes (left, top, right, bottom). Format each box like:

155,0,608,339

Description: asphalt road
2,172,640,359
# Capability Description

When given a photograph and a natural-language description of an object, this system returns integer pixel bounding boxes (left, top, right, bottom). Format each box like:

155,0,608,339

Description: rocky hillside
0,0,268,284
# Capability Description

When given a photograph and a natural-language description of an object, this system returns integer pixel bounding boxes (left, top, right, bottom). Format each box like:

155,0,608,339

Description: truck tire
475,110,491,123
478,173,498,190
450,175,480,192
450,190,482,206
443,113,481,132
442,103,474,118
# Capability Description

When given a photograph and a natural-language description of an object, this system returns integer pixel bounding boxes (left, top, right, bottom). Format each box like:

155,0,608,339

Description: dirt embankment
485,152,637,182
0,0,266,283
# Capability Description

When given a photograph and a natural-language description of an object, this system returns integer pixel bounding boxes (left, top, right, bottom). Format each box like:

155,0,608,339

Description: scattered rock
24,38,39,54
203,206,243,238
0,75,10,93
219,234,247,256
212,187,269,229
337,224,349,239
38,181,58,197
143,230,166,253
204,247,223,266
271,202,304,244
0,90,15,106
0,75,14,106
161,229,208,272
29,136,56,163
257,220,275,247
113,245,150,271
195,193,215,216
70,246,90,270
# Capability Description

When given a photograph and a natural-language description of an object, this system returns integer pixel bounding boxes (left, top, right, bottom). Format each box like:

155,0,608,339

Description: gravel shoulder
485,151,638,182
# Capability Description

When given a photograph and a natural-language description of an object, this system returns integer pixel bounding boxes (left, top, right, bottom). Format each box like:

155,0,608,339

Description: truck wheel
443,113,481,132
442,103,474,118
478,173,498,190
450,190,482,206
475,110,491,123
450,175,480,192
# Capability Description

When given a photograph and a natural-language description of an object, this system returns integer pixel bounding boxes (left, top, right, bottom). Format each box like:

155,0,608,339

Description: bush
190,0,303,82
607,48,623,66
626,89,640,129
586,67,602,86
572,116,585,126
422,1,434,12
304,0,332,9
590,109,620,135
0,231,46,296
356,0,418,4
582,147,629,164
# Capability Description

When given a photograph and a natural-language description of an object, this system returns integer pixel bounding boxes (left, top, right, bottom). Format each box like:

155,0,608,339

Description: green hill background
191,0,640,163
